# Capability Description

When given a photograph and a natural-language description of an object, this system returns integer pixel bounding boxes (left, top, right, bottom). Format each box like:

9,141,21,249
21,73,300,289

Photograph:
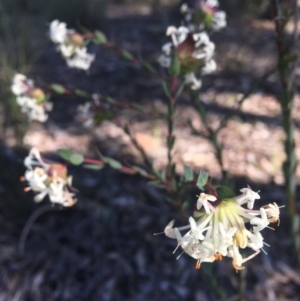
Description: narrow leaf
196,170,209,189
51,84,66,94
94,31,107,44
83,164,104,170
107,158,122,169
132,166,148,177
184,166,194,181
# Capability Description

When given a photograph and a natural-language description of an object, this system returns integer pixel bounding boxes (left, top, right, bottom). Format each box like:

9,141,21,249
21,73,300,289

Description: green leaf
58,149,73,161
83,164,103,170
107,158,122,169
51,84,66,94
196,170,209,189
75,89,89,97
184,166,194,181
170,54,180,76
105,97,116,104
215,186,236,199
152,167,161,179
148,180,166,188
122,50,133,60
132,166,148,177
161,81,171,99
94,30,107,44
142,62,155,73
69,153,84,165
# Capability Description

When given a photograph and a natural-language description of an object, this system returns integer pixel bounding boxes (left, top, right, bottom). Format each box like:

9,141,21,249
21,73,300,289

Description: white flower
193,32,215,60
230,245,260,271
236,186,260,209
202,59,217,74
181,1,227,32
184,72,202,90
263,202,282,225
206,0,219,8
212,11,227,31
196,192,217,213
25,167,48,192
166,26,189,47
11,74,33,96
49,20,67,44
66,47,95,70
23,148,77,207
11,74,52,122
246,230,264,251
250,207,270,233
59,44,75,58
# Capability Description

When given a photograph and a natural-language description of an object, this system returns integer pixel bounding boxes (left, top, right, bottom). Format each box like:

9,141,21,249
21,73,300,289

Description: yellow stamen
24,187,30,192
20,176,25,181
195,262,201,269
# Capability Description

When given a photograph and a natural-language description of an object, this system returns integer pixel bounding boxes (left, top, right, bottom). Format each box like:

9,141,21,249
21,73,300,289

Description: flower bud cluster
49,20,95,71
181,0,227,32
164,187,281,271
11,74,52,122
23,148,77,207
158,0,226,90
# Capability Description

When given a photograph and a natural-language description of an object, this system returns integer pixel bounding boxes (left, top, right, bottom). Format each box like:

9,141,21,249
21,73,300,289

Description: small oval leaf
58,149,73,161
69,153,84,165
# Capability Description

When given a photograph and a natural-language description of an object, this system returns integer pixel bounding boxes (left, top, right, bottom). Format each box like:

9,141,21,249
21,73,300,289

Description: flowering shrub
10,1,295,296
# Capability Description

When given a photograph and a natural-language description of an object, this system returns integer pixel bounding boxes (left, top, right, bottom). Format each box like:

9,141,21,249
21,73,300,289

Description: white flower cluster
23,148,77,207
164,188,281,271
76,94,102,128
158,26,216,90
181,0,227,32
49,20,95,71
158,0,226,90
11,74,52,122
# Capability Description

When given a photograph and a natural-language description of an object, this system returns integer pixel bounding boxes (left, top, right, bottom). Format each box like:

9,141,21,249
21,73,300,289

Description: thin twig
18,204,62,255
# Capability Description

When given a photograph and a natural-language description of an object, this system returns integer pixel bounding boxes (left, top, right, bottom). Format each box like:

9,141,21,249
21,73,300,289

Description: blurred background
0,0,299,300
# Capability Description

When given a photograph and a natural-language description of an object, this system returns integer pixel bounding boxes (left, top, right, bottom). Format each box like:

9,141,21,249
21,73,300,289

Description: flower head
163,183,281,271
49,20,95,70
22,148,77,207
49,20,67,44
11,74,52,122
66,47,95,71
181,0,227,32
158,26,216,90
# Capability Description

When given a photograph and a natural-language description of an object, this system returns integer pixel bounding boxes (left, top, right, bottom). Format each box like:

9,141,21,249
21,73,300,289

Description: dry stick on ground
272,0,300,264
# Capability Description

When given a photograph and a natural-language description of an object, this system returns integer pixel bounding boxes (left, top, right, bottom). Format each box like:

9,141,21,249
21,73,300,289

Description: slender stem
123,124,153,169
18,204,62,255
166,76,178,178
272,0,299,263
